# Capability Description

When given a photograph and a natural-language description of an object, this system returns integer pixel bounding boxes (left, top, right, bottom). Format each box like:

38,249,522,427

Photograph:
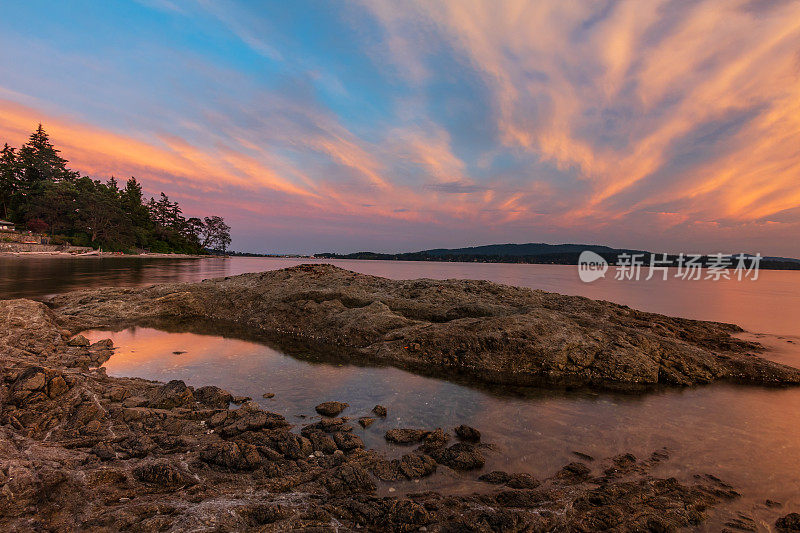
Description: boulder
358,417,375,428
302,417,351,435
558,461,592,481
201,441,261,470
371,453,438,481
420,428,449,449
777,513,800,531
47,375,69,398
333,431,364,452
323,464,376,495
90,338,114,349
17,369,47,391
507,473,540,489
385,428,426,444
91,441,116,461
67,335,90,347
194,385,233,408
148,380,194,409
479,471,511,484
429,442,485,470
315,401,349,417
454,424,481,442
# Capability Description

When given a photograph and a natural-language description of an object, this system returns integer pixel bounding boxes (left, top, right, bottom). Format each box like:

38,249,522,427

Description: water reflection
0,256,229,299
84,326,800,530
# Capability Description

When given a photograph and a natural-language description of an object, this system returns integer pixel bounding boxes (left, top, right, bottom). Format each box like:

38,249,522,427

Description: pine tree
17,124,78,188
107,176,120,195
121,177,153,248
0,143,20,220
149,192,184,229
121,178,146,219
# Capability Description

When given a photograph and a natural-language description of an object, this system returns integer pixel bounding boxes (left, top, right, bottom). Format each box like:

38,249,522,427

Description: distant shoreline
0,251,216,259
314,251,800,271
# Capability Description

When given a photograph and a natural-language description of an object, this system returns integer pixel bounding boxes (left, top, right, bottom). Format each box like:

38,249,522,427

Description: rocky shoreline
3,264,800,530
0,300,749,530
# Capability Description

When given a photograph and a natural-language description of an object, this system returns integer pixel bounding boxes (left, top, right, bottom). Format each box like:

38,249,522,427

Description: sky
1,0,799,255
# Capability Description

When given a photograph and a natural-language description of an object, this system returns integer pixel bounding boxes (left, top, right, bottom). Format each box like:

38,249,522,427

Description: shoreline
0,251,218,259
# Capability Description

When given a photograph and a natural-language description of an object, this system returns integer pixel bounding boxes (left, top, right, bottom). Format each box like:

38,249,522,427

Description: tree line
0,124,230,253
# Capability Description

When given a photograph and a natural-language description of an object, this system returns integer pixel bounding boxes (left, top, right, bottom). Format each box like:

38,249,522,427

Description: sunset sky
2,0,799,255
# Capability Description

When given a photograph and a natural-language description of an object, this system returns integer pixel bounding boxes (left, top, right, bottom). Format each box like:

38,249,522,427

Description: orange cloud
365,0,800,232
0,98,317,199
0,96,502,230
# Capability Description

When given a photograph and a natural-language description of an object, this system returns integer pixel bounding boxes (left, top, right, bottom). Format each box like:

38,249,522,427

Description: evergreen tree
73,177,129,244
107,176,120,195
17,124,77,186
0,143,19,220
149,192,184,229
121,178,154,248
24,180,77,236
121,178,150,225
13,124,78,221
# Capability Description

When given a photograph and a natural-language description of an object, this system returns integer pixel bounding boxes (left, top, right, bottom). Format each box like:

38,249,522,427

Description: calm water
4,255,800,529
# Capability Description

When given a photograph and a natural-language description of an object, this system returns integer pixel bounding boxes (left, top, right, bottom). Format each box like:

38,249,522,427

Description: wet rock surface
194,385,233,408
48,263,800,389
777,513,800,530
455,424,481,442
315,400,349,417
358,416,375,428
385,428,427,444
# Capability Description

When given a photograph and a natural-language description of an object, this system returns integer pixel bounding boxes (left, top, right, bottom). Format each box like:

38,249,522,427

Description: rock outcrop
49,264,800,389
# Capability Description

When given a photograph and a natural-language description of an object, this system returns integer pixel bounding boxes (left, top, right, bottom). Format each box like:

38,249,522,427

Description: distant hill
315,243,800,270
764,256,800,265
423,242,647,257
